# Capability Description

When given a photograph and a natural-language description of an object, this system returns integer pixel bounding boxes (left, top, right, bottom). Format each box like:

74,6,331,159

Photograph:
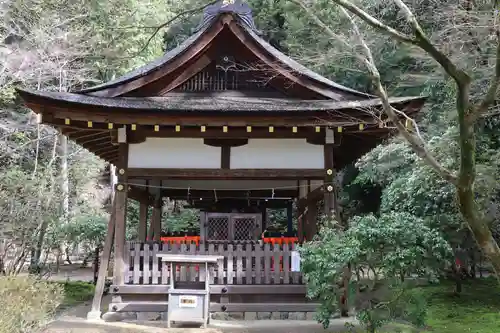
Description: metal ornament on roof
216,55,238,72
195,0,261,34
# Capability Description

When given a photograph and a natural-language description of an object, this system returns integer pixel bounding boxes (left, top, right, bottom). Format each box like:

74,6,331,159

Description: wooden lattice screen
175,62,280,93
204,213,261,241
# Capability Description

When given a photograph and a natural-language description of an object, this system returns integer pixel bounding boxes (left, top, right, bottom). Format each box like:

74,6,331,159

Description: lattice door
203,213,261,241
232,215,258,240
206,215,230,240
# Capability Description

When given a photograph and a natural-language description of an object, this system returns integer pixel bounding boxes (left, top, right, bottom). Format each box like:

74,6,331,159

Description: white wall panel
230,139,323,169
128,138,221,168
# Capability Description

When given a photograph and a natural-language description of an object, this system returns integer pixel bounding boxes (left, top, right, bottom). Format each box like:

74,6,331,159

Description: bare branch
473,8,500,121
391,0,471,86
289,0,351,48
132,0,218,57
337,6,458,184
294,0,457,184
326,0,471,86
325,0,414,43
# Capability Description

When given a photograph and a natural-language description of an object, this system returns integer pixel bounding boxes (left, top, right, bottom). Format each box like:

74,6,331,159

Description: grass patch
419,277,500,333
358,278,500,333
58,280,95,307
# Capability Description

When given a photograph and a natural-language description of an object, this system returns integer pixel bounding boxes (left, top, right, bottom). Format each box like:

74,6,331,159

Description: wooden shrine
17,0,425,321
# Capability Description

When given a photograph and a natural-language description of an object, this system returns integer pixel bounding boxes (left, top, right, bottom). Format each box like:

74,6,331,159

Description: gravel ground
41,296,357,333
39,265,357,333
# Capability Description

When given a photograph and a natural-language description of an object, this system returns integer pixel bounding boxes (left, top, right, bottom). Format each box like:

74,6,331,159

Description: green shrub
300,212,452,332
0,276,63,333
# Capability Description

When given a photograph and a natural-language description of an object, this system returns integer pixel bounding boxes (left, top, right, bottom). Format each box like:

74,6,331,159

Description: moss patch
58,281,95,307
419,278,500,333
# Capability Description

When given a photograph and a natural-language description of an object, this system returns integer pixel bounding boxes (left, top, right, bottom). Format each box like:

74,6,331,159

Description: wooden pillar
113,140,128,286
297,207,305,243
87,200,116,320
200,211,206,243
286,201,293,235
147,208,155,240
153,195,162,241
324,129,336,219
138,202,148,242
305,201,318,241
261,205,267,235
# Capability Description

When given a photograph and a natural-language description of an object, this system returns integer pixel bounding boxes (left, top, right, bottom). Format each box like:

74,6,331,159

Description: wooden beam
110,284,307,295
109,301,318,313
158,54,212,95
112,144,129,286
162,188,297,200
87,200,116,320
187,198,290,209
209,303,318,312
127,168,324,180
128,186,154,205
129,126,323,139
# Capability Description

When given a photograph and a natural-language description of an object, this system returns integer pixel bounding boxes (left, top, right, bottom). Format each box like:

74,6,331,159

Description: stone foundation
210,311,316,321
104,311,319,322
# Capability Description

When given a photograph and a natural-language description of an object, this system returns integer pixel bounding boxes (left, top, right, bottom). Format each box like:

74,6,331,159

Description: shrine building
17,0,424,321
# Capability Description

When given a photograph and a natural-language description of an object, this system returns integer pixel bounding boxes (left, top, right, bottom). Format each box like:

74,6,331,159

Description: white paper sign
179,295,197,308
291,251,301,272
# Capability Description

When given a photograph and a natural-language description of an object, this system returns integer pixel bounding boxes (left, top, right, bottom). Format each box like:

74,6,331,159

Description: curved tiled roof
77,1,373,99
18,88,421,114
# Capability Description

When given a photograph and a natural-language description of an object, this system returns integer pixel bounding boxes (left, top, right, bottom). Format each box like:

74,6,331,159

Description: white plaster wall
128,138,221,168
230,139,323,169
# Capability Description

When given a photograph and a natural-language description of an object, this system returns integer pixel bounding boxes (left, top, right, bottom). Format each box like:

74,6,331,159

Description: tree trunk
32,135,58,267
59,134,69,222
457,186,500,280
452,261,462,295
455,84,500,282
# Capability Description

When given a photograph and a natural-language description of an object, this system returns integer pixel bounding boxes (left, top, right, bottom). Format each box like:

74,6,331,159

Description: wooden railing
124,241,303,285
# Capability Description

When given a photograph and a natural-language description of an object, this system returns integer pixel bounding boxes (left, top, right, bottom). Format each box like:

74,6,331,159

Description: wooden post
305,201,317,241
147,209,155,241
200,211,206,243
138,202,148,242
113,141,128,286
260,205,267,235
286,201,293,235
153,195,162,241
324,130,336,219
297,208,304,243
87,199,116,320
